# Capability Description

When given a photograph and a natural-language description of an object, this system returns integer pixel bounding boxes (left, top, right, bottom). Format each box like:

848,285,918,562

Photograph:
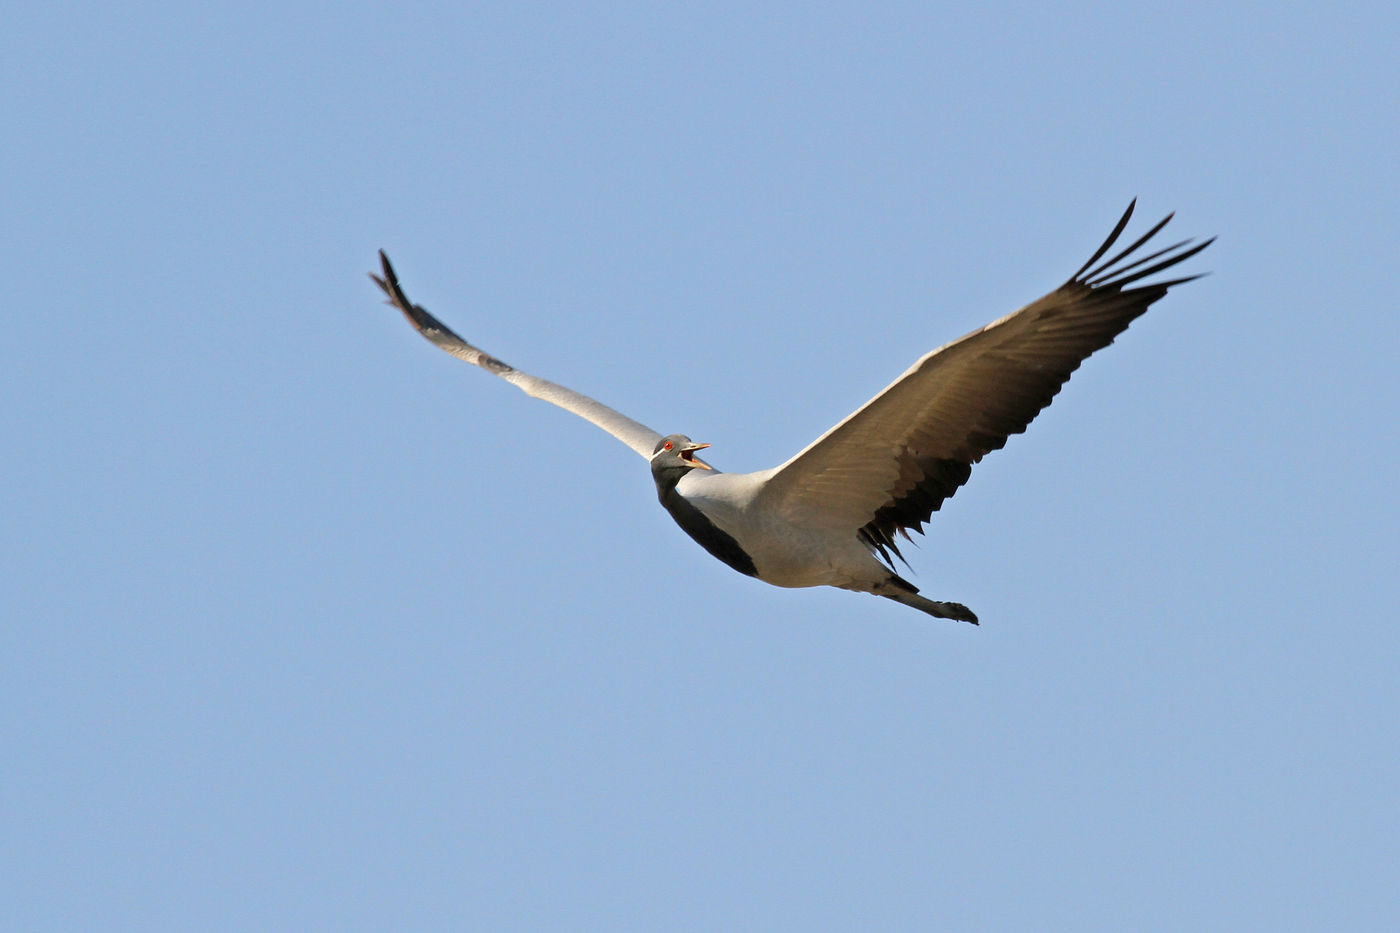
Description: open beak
681,443,713,470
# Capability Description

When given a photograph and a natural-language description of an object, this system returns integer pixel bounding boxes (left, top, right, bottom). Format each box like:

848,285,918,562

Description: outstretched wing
753,201,1213,568
371,252,663,459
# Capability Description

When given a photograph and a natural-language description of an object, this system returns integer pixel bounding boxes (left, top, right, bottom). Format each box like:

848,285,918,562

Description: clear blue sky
3,2,1397,930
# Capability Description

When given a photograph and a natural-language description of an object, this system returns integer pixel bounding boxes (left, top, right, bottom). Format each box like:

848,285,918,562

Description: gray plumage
371,201,1211,625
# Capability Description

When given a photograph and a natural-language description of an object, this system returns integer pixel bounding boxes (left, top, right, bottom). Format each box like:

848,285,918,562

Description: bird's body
665,468,881,589
372,202,1211,625
653,447,979,621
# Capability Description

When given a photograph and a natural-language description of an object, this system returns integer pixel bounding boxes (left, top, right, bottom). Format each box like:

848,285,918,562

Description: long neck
651,468,758,578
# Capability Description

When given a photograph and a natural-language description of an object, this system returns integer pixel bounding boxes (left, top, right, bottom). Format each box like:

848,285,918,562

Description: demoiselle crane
372,202,1211,624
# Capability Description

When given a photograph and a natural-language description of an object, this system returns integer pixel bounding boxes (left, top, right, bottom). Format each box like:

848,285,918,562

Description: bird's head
650,434,713,475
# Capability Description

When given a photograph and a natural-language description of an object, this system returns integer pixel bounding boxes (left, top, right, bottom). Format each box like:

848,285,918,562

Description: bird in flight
372,201,1211,624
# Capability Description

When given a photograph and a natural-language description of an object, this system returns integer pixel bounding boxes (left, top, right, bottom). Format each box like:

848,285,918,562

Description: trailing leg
880,589,979,625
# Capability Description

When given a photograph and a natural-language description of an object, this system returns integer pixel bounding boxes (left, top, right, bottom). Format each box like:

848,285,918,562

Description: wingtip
377,249,397,282
371,250,410,306
1070,201,1140,282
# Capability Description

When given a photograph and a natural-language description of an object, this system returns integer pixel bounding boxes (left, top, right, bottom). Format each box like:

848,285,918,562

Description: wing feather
755,203,1213,569
371,252,663,459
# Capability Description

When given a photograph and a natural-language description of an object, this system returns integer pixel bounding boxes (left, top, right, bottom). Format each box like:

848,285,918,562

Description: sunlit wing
371,251,663,459
754,201,1213,568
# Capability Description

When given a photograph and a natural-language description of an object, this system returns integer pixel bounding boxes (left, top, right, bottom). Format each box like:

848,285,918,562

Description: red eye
664,441,673,450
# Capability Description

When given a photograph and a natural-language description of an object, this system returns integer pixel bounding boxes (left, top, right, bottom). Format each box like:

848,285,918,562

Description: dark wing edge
371,251,514,374
859,202,1215,571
